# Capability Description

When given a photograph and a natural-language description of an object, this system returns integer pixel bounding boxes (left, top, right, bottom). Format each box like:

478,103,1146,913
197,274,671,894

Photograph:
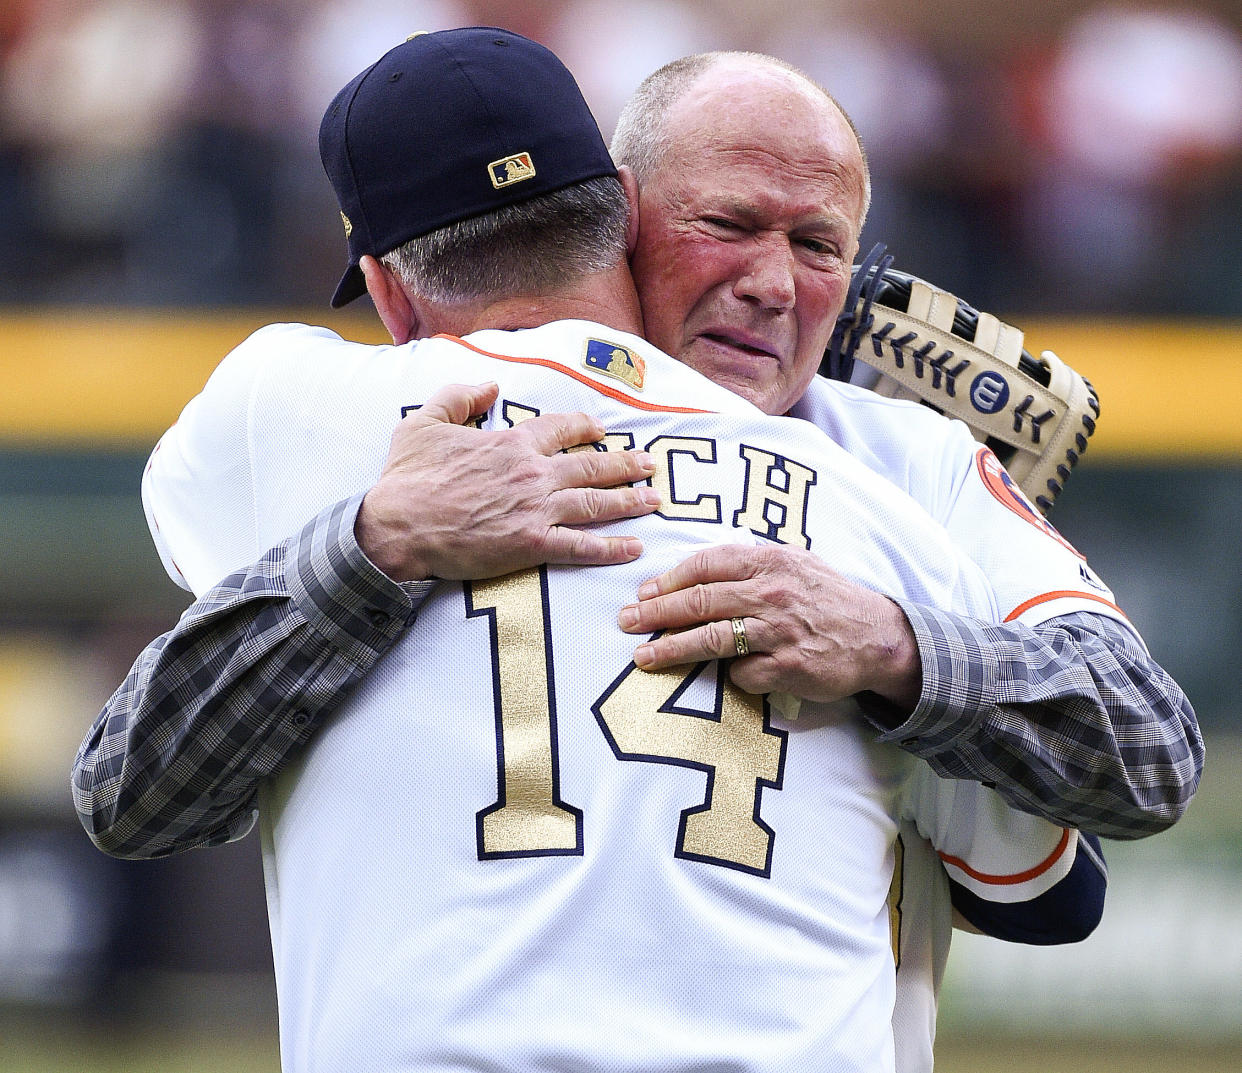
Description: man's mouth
700,331,778,359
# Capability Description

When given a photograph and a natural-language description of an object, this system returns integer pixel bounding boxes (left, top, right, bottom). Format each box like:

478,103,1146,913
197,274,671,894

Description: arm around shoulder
862,605,1203,840
72,495,428,859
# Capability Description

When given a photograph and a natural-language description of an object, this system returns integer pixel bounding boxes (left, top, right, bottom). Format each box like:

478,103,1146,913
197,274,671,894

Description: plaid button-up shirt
72,494,1203,859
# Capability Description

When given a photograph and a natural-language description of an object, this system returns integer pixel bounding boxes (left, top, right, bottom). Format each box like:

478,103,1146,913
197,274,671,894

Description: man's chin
677,343,771,405
688,361,773,412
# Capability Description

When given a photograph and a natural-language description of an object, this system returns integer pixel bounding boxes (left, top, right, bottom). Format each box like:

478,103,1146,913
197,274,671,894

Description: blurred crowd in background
2,0,1242,316
3,1,1242,1053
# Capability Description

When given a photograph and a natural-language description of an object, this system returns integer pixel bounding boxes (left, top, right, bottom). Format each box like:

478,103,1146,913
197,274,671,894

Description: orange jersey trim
974,447,1085,560
435,334,717,415
939,827,1072,886
1004,589,1126,623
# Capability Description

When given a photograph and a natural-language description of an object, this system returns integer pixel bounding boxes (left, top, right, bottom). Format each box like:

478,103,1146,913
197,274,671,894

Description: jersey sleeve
142,323,328,597
142,337,260,595
948,832,1106,944
789,377,966,526
792,377,1135,636
903,762,1080,906
945,444,1135,633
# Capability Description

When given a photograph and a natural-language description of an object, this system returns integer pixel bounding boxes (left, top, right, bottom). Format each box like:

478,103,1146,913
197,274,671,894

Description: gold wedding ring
730,616,750,657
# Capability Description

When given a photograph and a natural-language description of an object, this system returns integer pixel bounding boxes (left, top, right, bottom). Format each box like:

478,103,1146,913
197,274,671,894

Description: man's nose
734,235,796,310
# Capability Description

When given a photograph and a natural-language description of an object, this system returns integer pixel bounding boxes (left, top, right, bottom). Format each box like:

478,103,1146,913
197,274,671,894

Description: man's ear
618,165,640,256
361,256,421,344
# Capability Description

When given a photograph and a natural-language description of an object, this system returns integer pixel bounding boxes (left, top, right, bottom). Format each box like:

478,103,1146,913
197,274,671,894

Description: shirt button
291,710,311,727
368,609,390,629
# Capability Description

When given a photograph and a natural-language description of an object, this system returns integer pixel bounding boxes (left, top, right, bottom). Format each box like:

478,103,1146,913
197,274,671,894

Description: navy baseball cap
320,27,618,307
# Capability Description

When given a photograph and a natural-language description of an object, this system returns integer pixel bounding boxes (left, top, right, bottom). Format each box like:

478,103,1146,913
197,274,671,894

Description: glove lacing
824,241,894,383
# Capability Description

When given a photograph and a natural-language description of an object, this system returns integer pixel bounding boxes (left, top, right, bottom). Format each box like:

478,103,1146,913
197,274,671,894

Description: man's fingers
634,545,756,601
631,618,749,669
555,444,657,488
402,391,605,448
541,528,645,566
552,485,662,526
521,410,610,454
618,585,746,635
399,396,659,493
410,382,501,426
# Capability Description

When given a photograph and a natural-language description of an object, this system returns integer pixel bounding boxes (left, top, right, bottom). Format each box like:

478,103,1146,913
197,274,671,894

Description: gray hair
610,51,872,226
381,176,629,304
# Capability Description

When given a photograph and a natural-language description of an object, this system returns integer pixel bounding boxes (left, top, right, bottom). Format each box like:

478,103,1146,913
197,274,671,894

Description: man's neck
425,266,645,340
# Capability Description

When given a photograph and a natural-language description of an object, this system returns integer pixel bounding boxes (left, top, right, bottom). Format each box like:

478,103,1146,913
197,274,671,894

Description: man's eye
704,217,740,231
798,238,835,255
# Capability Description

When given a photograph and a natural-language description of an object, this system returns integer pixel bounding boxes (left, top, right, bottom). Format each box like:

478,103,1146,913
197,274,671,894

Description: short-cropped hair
381,176,629,304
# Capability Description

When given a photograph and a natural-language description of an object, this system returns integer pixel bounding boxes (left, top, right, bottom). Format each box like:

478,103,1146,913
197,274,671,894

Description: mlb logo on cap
489,153,536,189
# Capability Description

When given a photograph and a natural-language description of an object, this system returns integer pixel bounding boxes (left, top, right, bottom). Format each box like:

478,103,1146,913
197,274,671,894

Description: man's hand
618,543,922,709
357,382,661,581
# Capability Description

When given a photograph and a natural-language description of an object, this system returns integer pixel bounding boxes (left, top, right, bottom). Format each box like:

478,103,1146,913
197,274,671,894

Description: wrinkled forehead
658,60,866,222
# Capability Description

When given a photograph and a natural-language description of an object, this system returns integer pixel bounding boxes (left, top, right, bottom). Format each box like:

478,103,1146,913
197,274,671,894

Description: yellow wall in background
1020,318,1242,460
2,311,1239,457
0,310,382,449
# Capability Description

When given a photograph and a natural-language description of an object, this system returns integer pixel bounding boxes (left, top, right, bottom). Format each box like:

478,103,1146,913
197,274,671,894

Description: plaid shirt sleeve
72,493,434,859
860,603,1204,841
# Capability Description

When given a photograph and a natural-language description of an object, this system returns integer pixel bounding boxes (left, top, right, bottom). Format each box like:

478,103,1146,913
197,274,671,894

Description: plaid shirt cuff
866,599,996,750
857,600,1203,839
286,492,436,663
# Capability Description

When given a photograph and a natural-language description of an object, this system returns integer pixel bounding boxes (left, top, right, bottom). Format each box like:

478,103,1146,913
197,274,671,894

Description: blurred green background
2,0,1240,1069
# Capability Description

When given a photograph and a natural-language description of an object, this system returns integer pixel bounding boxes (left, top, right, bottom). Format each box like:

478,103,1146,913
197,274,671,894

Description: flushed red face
629,60,867,416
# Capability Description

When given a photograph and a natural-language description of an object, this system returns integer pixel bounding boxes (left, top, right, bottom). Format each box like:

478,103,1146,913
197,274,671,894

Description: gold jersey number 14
466,567,787,877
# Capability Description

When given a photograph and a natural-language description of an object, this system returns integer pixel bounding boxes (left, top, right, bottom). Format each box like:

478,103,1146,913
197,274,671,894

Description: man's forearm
863,606,1204,840
72,496,428,859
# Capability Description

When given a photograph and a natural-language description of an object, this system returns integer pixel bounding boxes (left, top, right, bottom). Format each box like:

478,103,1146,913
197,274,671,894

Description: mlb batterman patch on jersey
583,338,646,390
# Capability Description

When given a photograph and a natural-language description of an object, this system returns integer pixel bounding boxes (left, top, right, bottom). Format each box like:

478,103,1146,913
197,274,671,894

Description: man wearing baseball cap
75,26,1118,1073
309,26,661,582
320,28,621,311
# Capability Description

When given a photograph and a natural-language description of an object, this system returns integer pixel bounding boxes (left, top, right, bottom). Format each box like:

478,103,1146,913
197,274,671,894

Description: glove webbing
826,247,1100,514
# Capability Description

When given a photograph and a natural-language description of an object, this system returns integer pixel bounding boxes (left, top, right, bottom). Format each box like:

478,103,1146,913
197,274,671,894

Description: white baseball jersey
790,374,1130,635
890,815,1090,1073
794,370,1121,1072
143,319,1091,1073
